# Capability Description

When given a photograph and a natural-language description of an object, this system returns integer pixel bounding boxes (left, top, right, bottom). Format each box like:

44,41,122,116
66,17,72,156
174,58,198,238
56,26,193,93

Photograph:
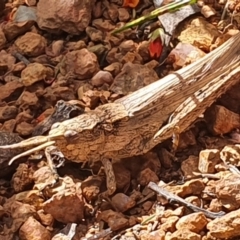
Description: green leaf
111,0,197,34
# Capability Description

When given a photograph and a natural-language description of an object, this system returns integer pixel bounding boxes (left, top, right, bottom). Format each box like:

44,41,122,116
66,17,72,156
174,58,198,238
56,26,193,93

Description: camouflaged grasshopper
1,32,240,195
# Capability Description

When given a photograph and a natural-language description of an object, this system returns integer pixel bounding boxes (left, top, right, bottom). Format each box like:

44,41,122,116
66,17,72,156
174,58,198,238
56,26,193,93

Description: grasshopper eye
51,122,60,129
64,130,78,138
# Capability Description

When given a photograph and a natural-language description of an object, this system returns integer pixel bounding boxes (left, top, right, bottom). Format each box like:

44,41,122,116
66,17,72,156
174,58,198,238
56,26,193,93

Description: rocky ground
2,0,240,239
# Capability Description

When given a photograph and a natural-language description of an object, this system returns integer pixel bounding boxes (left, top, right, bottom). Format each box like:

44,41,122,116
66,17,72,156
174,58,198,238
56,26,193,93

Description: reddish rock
207,208,240,239
104,62,123,77
3,201,36,235
220,144,240,167
63,48,99,80
37,210,54,226
16,91,39,107
137,168,159,187
137,41,151,62
0,106,18,121
33,166,61,191
160,216,179,232
208,198,223,213
185,196,202,207
142,201,153,211
211,29,239,50
106,3,118,22
178,129,197,149
15,32,47,57
21,63,53,86
106,32,125,47
81,176,101,201
11,163,34,192
112,193,136,212
118,8,131,22
0,81,24,102
176,212,208,233
45,40,64,57
86,26,104,42
163,207,185,218
181,155,199,178
19,216,51,240
168,42,206,69
1,119,16,132
92,18,115,31
16,121,34,136
0,50,16,70
37,0,95,34
111,62,159,95
42,86,76,103
91,70,113,87
165,179,205,198
205,105,240,135
214,173,240,210
15,111,33,124
140,229,165,240
99,209,129,231
166,228,201,240
119,40,136,54
144,59,159,69
43,177,84,223
3,21,34,41
201,5,217,18
106,47,118,63
92,1,103,18
11,62,27,75
66,40,87,51
178,17,220,52
79,89,101,109
121,52,143,64
198,149,220,173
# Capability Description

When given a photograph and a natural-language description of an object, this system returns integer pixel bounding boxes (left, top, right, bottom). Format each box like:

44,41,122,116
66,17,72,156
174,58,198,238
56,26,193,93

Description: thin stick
148,181,225,219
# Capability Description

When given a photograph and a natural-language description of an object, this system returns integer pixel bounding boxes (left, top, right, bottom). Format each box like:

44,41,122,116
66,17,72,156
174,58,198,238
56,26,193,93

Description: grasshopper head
0,111,101,165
